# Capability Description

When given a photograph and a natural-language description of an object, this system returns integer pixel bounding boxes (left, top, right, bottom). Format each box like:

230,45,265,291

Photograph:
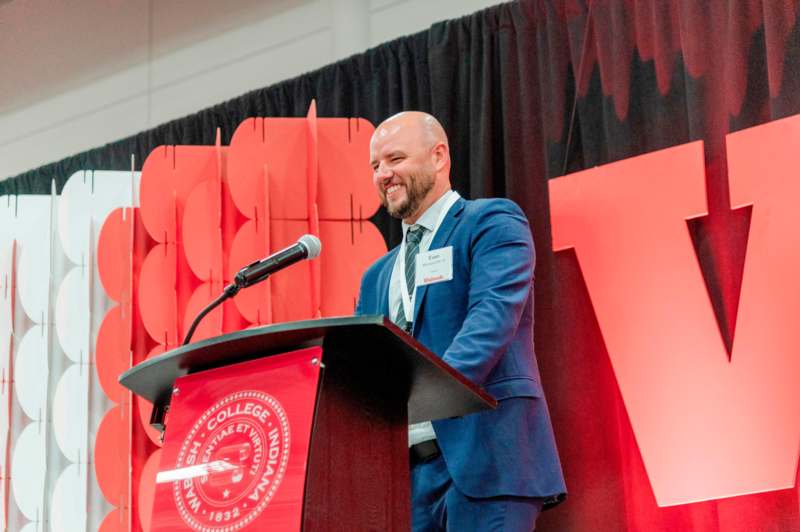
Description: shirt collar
401,189,456,237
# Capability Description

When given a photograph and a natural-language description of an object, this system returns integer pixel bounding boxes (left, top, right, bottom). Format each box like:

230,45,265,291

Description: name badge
416,247,453,287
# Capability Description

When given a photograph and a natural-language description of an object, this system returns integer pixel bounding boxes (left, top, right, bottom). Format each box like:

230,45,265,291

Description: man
355,111,566,531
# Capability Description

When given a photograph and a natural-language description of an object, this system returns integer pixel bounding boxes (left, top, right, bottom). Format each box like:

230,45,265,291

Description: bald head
372,111,449,152
369,111,452,224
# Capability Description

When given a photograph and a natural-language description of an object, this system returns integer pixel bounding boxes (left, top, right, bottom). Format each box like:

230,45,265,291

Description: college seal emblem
172,390,291,531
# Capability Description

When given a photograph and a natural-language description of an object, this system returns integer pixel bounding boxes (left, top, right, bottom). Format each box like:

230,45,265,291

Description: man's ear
431,142,449,171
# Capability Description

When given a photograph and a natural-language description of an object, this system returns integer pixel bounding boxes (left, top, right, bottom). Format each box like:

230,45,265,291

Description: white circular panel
0,244,12,319
0,234,9,443
16,243,51,324
52,365,88,462
0,245,13,367
15,196,52,322
55,268,90,363
58,172,93,265
14,326,48,420
50,463,87,532
11,423,46,521
0,247,14,446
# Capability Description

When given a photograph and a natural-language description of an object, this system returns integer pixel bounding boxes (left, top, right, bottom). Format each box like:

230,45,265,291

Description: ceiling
0,0,304,115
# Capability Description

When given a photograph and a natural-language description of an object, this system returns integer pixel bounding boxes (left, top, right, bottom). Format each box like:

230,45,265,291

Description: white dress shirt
388,189,459,446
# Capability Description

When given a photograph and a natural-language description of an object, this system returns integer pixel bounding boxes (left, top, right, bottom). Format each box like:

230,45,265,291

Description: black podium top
119,315,495,424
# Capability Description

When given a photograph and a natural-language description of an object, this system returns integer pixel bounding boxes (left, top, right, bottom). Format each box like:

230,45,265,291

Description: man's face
369,124,436,220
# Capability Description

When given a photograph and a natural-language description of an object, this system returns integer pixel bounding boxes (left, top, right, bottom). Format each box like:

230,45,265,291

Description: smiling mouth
385,184,403,197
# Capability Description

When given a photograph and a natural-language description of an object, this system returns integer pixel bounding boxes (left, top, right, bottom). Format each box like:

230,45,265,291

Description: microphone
234,234,322,289
183,234,321,346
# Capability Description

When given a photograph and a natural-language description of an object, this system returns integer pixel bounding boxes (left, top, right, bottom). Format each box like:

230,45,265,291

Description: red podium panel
151,346,321,531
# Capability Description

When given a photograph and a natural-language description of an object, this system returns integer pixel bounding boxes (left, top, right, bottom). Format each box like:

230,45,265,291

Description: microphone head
298,234,322,259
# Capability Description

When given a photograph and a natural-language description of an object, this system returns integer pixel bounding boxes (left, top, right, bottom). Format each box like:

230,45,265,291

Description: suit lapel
377,246,399,318
412,198,466,328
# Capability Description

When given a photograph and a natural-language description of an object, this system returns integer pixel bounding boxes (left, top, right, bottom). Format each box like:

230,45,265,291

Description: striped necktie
395,224,425,332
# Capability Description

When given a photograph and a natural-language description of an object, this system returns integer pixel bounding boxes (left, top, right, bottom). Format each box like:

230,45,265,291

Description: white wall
0,0,502,181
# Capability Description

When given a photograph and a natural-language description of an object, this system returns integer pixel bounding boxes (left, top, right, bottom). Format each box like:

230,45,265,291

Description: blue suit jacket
356,197,566,502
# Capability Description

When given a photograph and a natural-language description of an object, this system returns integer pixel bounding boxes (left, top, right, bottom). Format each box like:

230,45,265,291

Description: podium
119,315,496,531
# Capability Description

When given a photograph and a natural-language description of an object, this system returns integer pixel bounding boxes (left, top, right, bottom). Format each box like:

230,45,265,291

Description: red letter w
549,116,800,506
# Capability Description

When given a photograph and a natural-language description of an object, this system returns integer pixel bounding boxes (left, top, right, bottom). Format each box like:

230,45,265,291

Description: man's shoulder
456,197,533,248
459,196,527,223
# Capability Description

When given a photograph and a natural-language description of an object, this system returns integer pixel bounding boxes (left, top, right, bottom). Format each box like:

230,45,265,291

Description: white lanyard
398,191,460,324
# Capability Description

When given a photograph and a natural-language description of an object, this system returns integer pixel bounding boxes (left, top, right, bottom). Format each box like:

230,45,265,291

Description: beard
382,171,436,220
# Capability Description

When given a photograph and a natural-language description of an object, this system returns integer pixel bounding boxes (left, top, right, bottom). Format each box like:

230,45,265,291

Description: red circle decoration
318,221,387,316
137,244,178,344
95,306,132,403
182,179,221,281
95,406,130,505
316,118,381,220
97,207,132,302
135,396,162,449
136,448,162,532
227,118,310,221
98,508,127,532
139,146,175,242
227,118,266,219
183,283,223,343
139,146,217,243
229,220,269,324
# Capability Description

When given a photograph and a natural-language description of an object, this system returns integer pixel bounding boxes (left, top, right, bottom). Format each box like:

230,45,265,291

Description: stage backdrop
3,0,800,530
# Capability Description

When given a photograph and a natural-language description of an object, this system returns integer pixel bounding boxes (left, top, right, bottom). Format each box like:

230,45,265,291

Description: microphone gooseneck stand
182,234,321,345
182,282,241,345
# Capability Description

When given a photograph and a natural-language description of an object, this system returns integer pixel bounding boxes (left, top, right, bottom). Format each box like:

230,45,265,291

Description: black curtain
7,1,800,529
1,1,574,249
